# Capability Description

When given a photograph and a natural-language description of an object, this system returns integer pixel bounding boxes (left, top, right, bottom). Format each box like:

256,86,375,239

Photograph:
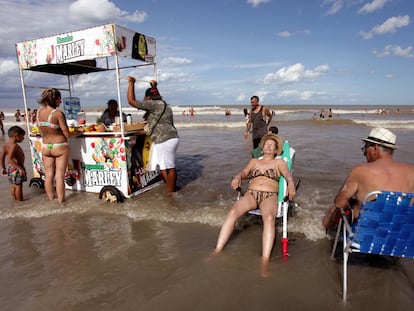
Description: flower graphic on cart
90,137,126,170
16,40,38,69
95,24,116,57
30,139,45,179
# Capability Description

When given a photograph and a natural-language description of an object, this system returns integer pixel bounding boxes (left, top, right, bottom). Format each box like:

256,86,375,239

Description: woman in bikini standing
212,133,296,269
37,88,82,203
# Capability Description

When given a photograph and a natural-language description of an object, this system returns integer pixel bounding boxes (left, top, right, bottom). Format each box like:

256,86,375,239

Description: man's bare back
323,128,414,229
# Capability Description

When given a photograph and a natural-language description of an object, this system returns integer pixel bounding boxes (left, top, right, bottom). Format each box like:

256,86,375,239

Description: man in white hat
323,127,414,229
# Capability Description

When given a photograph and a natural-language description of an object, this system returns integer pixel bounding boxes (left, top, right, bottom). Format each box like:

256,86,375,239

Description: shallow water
0,105,413,310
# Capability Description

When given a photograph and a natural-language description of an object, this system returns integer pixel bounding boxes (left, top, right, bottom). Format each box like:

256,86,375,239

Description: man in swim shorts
244,96,273,149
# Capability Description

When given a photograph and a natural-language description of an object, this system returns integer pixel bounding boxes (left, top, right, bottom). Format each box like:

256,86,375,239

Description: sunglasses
361,142,376,153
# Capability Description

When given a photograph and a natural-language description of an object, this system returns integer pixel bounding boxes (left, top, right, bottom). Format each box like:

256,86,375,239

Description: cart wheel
29,178,44,189
65,175,76,186
99,186,123,203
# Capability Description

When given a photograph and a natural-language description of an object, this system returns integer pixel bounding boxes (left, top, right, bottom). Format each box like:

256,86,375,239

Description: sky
0,0,413,108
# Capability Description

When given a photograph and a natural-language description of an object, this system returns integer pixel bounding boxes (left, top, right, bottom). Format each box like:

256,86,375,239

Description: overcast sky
1,0,413,108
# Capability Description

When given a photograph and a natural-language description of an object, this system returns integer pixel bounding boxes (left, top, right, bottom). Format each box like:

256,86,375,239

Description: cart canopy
16,23,156,75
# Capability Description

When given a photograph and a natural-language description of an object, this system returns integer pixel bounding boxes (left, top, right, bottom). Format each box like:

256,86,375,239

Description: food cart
16,23,163,202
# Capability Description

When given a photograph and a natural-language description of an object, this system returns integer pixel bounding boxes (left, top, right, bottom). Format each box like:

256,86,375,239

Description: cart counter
29,130,162,201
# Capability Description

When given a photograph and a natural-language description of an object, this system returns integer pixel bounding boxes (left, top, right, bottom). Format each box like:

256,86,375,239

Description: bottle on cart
127,114,132,125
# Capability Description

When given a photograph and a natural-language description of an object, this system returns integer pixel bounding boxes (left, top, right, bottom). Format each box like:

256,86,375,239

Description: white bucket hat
362,127,397,149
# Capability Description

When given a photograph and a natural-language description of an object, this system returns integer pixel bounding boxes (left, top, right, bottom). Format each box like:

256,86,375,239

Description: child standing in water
1,126,27,201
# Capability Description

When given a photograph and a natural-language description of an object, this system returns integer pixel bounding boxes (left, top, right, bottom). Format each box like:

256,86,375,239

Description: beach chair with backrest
330,190,414,301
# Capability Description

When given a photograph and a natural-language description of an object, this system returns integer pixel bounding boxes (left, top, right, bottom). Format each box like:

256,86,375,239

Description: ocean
0,104,413,310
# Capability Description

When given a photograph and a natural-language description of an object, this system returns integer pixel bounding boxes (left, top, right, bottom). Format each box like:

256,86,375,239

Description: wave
175,121,246,128
0,191,325,241
3,118,413,131
2,105,413,131
352,119,414,130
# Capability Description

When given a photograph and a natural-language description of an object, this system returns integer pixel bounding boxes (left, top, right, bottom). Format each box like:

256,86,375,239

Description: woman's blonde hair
38,88,61,108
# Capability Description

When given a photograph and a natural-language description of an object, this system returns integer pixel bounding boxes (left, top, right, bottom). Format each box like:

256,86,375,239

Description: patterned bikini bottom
247,189,278,206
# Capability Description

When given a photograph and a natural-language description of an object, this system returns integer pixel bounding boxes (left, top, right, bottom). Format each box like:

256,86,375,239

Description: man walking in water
244,96,273,149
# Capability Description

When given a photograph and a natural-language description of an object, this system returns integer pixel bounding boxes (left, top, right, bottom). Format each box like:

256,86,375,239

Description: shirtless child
1,126,27,201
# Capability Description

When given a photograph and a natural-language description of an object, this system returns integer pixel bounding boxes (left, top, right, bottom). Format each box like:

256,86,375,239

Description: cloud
277,29,311,38
360,15,410,40
247,0,271,8
123,11,148,23
373,45,414,58
358,0,389,14
235,62,283,70
157,70,193,84
264,63,330,85
160,57,193,65
0,59,17,75
385,73,396,79
236,94,247,102
68,0,147,24
321,0,344,15
278,90,328,101
0,0,146,56
277,31,292,38
279,90,301,98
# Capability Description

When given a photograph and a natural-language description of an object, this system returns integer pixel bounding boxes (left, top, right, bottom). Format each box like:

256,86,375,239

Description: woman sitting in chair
212,133,296,266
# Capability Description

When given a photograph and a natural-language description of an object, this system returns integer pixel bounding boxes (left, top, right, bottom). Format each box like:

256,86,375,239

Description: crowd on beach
311,108,334,120
12,108,38,124
1,88,414,279
0,108,40,135
311,107,402,119
181,107,195,117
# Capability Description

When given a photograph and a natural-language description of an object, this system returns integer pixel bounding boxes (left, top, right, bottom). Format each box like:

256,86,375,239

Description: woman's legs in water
42,146,69,203
55,148,69,203
42,154,56,201
259,198,278,260
214,193,256,253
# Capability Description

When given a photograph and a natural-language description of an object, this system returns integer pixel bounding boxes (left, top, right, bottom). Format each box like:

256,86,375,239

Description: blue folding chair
330,190,414,301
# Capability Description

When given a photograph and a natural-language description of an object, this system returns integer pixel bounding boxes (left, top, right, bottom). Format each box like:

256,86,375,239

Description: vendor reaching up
127,76,179,194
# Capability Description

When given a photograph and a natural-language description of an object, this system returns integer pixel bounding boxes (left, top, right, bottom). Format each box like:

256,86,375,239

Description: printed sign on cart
16,23,157,69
